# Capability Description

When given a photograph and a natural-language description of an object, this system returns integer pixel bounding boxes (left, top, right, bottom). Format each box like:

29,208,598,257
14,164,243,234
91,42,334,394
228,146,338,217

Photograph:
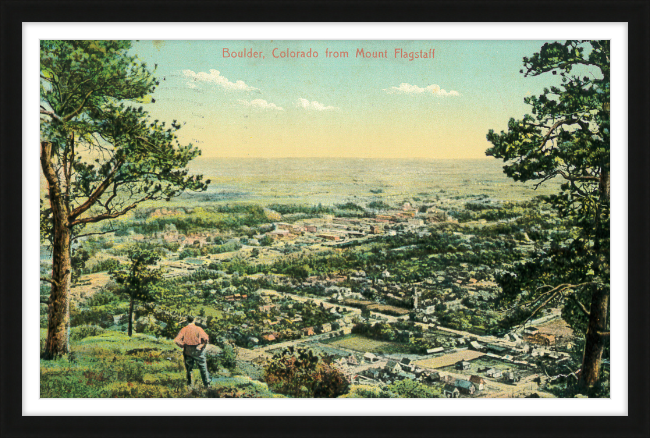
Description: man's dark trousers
183,344,210,386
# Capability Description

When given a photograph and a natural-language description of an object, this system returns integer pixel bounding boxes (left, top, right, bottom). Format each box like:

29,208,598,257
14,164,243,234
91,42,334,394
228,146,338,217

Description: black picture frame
2,1,648,437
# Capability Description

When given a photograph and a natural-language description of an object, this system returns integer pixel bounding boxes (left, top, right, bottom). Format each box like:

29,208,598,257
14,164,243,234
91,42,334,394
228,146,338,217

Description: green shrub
86,288,120,307
104,381,179,398
347,386,398,398
335,202,364,211
207,241,242,254
117,361,146,383
206,355,221,374
40,371,108,398
71,306,115,328
70,325,106,341
384,379,443,398
368,201,391,210
86,258,121,274
220,343,238,369
346,380,442,398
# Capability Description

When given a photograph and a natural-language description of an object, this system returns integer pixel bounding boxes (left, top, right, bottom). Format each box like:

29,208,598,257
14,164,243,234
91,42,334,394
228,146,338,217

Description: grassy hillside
40,328,281,398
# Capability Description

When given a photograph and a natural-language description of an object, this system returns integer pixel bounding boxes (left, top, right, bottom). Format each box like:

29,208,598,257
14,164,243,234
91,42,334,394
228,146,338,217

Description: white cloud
296,98,338,111
182,69,258,92
438,89,460,97
384,83,460,97
238,99,284,111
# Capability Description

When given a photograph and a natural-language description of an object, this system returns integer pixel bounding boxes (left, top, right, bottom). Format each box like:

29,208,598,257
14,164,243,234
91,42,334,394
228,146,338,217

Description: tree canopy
111,248,163,337
40,40,208,358
111,249,163,303
40,40,208,240
486,41,610,389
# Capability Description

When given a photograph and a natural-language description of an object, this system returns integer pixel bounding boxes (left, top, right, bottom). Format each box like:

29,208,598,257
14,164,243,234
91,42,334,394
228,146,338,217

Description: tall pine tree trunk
41,141,72,359
580,287,609,388
579,166,610,388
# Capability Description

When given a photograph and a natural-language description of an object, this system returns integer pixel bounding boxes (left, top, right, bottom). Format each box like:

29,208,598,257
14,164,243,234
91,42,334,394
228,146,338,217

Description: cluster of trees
452,200,532,222
436,309,500,335
204,299,338,349
263,202,371,219
351,379,442,398
335,202,365,211
177,241,243,259
266,203,334,216
263,347,349,398
118,205,269,235
367,200,391,210
83,258,121,275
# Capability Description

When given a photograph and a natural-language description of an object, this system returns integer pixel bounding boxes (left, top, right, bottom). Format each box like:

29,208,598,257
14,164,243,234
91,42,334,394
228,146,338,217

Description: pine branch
538,119,569,151
521,282,600,325
555,170,600,182
40,277,59,287
40,106,62,123
71,228,117,242
68,158,125,219
69,195,153,226
522,286,566,325
569,294,590,317
62,87,97,122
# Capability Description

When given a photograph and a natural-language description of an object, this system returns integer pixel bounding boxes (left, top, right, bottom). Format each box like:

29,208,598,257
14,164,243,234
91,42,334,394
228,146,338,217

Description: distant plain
173,157,562,207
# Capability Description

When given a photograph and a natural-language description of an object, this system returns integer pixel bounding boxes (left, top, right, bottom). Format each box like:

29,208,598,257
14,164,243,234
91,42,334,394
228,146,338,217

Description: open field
189,305,223,319
323,334,406,354
365,304,410,316
414,350,485,369
70,272,111,303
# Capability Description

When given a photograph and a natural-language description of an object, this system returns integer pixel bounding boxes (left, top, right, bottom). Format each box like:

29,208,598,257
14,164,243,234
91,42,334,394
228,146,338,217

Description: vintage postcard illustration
39,40,610,399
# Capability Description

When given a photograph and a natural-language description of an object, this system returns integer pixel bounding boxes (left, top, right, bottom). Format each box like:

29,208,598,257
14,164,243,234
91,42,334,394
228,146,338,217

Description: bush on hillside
70,325,106,341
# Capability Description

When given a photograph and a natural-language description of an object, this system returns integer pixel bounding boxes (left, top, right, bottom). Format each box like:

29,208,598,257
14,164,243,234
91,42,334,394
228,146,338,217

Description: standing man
174,315,210,387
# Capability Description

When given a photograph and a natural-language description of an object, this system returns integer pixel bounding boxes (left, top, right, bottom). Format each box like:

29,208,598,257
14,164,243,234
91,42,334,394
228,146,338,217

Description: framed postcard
2,1,649,437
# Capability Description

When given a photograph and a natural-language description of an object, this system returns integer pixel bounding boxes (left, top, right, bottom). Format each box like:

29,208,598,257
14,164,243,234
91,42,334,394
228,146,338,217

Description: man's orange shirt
174,324,209,347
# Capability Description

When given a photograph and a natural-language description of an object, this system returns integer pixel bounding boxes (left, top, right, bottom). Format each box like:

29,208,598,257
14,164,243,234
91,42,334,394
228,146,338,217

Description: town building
302,327,315,336
443,384,460,398
363,352,378,363
469,375,486,390
470,341,484,351
454,379,476,395
485,368,503,378
385,360,403,374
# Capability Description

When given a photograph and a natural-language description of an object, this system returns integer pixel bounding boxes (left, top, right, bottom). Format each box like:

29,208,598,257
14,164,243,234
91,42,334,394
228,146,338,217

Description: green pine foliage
486,40,610,389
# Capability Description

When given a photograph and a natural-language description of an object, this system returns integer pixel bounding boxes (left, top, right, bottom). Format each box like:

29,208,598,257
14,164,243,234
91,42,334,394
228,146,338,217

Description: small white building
363,352,378,363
